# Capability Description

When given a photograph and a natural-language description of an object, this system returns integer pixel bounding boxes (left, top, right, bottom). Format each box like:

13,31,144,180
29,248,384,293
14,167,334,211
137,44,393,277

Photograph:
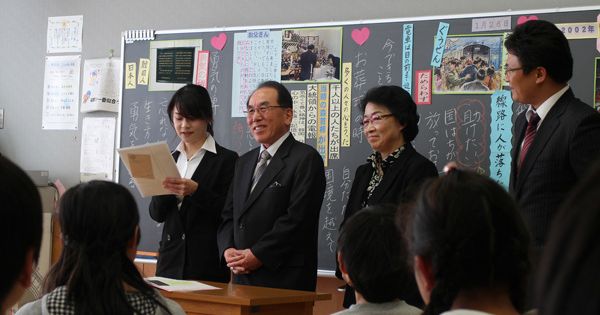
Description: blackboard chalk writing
455,99,488,170
341,63,352,147
402,24,414,94
322,168,337,253
353,52,368,92
158,98,169,139
444,108,458,161
377,38,396,85
339,166,352,217
129,101,140,146
143,99,152,141
329,84,341,159
306,84,318,139
209,51,221,115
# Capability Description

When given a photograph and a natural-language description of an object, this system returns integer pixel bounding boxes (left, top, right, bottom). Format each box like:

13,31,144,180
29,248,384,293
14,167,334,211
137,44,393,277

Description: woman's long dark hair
44,181,171,314
408,170,531,315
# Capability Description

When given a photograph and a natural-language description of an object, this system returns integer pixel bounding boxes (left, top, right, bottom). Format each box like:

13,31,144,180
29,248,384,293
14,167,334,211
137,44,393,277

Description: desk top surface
161,281,331,306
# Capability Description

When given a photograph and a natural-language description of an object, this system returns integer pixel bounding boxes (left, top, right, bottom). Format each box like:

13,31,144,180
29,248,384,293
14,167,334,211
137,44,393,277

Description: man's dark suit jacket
510,88,600,248
338,143,437,308
149,143,238,282
217,135,326,291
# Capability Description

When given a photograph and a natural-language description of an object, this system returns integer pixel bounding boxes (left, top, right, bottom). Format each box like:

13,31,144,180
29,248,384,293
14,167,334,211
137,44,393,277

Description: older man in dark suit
505,20,600,251
217,81,326,291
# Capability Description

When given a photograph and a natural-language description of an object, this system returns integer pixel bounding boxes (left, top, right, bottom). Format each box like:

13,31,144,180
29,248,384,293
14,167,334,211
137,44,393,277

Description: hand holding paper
162,177,198,196
117,142,180,197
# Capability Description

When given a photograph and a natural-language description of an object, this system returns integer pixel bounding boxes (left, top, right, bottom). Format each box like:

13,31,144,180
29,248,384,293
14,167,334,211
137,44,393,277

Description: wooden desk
162,281,330,315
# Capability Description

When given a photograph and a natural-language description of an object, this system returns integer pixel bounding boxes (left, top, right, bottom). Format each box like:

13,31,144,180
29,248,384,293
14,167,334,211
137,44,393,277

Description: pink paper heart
517,15,539,25
351,27,370,46
211,33,227,51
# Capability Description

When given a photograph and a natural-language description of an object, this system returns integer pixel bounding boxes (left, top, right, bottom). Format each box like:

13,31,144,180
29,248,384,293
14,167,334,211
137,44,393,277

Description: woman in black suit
337,85,438,308
149,84,238,282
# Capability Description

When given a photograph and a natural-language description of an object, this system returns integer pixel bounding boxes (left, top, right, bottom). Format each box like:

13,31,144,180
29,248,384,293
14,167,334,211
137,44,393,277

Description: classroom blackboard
118,7,600,274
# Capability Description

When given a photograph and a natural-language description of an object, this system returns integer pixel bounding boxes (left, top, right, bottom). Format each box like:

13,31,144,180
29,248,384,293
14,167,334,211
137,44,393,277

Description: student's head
45,181,169,314
245,81,293,147
307,44,314,51
0,156,43,312
167,84,214,139
536,159,600,315
360,85,419,156
408,170,531,315
337,205,412,303
504,20,572,105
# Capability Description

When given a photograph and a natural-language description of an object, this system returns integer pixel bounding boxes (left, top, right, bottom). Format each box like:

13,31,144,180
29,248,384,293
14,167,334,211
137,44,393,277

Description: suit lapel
515,89,572,192
240,135,294,216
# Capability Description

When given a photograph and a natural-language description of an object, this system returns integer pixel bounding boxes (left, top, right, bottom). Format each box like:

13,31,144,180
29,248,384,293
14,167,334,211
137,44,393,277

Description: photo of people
281,27,342,82
433,35,503,94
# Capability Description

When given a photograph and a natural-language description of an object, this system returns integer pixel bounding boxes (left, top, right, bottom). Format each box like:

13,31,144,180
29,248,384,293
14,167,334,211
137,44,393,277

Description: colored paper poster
594,58,600,111
125,62,137,89
402,24,414,94
291,90,307,143
148,39,203,92
80,117,116,181
195,50,210,88
555,22,599,39
306,84,318,139
81,58,121,113
489,90,513,189
281,27,343,82
430,22,449,67
433,34,504,94
471,16,511,32
341,63,352,147
156,47,195,83
42,55,81,130
138,58,150,85
231,30,282,117
329,84,341,160
415,70,432,105
317,84,329,167
47,15,83,53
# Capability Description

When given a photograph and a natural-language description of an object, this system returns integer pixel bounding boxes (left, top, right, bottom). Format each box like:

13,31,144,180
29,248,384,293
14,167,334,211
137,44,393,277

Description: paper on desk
117,142,180,197
145,276,220,292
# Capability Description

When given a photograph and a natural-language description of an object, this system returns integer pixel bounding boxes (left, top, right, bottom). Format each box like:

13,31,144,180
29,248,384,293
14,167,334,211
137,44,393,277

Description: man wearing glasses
218,81,326,291
505,20,600,253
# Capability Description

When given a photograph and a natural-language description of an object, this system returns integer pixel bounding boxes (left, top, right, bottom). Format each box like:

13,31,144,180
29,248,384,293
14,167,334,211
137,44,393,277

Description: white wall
0,0,597,187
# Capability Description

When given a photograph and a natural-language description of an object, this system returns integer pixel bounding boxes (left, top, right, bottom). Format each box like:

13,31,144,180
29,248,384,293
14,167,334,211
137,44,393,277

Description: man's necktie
519,113,541,170
251,150,271,192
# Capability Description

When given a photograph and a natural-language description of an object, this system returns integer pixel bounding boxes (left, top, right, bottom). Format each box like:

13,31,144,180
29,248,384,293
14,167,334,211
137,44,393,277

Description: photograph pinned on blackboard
433,34,504,94
281,27,342,82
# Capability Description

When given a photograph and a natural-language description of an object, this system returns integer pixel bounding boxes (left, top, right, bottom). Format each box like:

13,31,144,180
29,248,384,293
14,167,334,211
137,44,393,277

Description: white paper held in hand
117,142,180,197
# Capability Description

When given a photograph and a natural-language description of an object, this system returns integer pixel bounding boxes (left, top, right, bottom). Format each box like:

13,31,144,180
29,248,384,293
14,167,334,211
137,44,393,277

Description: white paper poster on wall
81,58,121,113
80,117,116,181
42,55,81,130
47,15,83,53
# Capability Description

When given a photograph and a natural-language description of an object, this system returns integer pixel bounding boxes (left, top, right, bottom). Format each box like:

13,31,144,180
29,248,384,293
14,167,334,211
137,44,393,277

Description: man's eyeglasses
243,105,284,115
360,113,393,127
503,64,524,75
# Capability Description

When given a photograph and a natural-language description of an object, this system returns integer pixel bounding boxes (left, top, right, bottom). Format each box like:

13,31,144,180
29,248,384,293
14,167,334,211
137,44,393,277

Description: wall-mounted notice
402,24,414,94
148,39,203,91
555,22,599,39
195,50,210,88
430,22,450,67
415,70,432,105
306,84,319,139
125,62,137,90
317,84,329,166
329,84,341,160
291,90,307,143
47,15,83,53
471,16,511,32
80,117,116,181
81,58,121,113
489,90,513,189
341,63,352,147
231,30,282,117
42,55,81,130
138,58,150,85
